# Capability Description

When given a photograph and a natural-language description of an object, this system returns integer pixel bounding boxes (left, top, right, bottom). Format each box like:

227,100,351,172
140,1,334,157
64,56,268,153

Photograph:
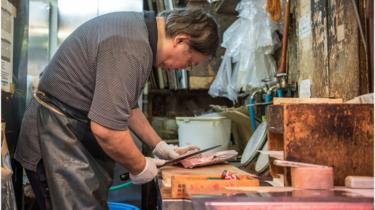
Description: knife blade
119,144,221,181
159,144,221,167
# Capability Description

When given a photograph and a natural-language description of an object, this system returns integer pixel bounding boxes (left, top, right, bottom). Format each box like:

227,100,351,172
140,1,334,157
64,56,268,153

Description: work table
154,163,374,210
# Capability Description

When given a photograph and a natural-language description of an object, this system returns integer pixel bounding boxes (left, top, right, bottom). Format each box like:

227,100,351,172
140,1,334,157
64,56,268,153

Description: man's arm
91,121,146,175
128,108,162,149
128,108,200,159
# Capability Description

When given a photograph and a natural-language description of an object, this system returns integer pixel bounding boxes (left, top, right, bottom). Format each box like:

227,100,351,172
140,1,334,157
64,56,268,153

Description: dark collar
143,11,157,66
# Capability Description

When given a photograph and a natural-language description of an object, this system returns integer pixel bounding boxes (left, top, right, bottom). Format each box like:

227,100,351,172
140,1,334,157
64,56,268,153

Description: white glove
130,157,165,184
152,141,200,160
154,158,167,167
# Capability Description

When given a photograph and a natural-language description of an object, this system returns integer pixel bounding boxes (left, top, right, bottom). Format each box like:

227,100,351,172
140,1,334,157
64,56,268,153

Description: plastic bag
208,54,238,102
209,0,279,102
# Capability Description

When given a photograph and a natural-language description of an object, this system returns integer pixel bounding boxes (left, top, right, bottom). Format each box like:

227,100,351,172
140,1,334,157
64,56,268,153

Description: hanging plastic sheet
209,0,279,102
208,53,238,102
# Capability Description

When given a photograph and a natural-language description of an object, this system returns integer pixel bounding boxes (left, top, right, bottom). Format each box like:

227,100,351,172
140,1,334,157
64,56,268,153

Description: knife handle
119,172,130,181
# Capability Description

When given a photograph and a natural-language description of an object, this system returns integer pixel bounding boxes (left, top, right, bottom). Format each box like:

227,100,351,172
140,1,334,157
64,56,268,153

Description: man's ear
173,34,190,47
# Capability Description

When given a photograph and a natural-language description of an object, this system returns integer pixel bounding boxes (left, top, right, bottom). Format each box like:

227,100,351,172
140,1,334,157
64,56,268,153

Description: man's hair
158,8,219,57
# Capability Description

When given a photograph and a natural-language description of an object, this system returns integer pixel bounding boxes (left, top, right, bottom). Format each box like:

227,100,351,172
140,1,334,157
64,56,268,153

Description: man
15,8,219,210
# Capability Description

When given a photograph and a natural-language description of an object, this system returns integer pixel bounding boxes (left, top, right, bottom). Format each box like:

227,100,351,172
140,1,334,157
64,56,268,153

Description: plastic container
107,202,140,210
176,116,231,151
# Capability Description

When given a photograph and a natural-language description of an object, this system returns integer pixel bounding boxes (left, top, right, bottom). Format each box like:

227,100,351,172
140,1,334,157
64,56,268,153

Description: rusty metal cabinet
268,104,373,186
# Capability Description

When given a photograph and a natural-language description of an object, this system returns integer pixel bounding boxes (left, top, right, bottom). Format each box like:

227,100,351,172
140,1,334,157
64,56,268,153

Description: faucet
248,88,264,132
276,72,288,89
265,83,282,103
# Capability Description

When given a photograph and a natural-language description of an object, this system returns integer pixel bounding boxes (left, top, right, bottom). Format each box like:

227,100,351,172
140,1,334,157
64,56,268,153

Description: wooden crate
171,174,259,199
268,104,373,186
161,164,254,187
160,164,258,199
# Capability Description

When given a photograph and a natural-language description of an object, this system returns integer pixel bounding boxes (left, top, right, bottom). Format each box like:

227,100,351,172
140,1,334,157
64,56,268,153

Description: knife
119,144,221,181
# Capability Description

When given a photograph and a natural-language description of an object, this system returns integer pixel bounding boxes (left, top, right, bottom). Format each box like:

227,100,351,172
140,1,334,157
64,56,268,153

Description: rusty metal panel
268,105,286,179
283,104,373,185
268,132,286,179
268,105,284,134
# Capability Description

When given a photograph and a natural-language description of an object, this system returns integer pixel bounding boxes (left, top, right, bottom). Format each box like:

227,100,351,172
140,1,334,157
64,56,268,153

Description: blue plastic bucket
107,202,140,210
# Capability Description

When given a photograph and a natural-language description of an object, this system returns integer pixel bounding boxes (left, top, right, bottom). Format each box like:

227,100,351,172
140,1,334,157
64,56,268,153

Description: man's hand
129,157,166,184
152,141,200,160
154,158,167,167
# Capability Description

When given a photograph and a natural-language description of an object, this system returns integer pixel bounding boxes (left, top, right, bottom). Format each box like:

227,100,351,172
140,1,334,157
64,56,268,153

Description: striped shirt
39,12,154,130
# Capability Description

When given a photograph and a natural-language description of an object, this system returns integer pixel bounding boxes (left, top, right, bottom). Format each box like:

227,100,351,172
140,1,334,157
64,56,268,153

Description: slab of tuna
180,150,238,168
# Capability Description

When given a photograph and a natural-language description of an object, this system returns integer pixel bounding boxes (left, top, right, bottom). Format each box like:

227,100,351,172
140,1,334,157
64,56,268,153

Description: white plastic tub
176,116,231,151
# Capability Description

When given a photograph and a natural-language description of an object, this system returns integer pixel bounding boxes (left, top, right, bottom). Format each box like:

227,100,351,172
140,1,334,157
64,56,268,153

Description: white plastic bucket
176,116,231,151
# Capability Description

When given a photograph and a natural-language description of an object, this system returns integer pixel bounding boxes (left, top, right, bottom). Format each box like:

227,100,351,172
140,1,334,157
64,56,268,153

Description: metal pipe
277,0,290,74
266,84,279,95
351,0,370,92
276,88,283,97
275,0,291,90
248,97,257,132
351,0,368,56
251,88,264,99
265,83,281,102
246,102,272,107
248,89,264,132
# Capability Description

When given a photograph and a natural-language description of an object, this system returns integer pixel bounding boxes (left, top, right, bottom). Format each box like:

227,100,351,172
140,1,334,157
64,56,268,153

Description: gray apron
28,11,157,209
35,91,115,210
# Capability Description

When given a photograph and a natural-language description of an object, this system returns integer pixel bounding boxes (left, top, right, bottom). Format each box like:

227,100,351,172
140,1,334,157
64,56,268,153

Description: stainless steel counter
161,199,193,210
157,175,374,210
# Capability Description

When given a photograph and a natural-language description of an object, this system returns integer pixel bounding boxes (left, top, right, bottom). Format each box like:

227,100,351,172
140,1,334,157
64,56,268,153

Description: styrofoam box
176,116,231,152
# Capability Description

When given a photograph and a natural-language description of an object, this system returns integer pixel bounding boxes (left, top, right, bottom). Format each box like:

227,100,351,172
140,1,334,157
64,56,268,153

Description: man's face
160,35,209,71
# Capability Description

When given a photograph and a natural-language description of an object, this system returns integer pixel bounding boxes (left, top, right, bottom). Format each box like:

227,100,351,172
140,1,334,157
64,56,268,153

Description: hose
248,97,257,132
109,181,133,192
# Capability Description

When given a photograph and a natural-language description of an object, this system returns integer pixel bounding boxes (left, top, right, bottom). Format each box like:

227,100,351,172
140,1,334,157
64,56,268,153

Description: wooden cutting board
160,163,256,186
160,163,258,199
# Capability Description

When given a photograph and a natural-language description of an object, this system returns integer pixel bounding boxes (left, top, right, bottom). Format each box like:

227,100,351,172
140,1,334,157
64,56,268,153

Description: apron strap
34,90,89,124
34,91,64,116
